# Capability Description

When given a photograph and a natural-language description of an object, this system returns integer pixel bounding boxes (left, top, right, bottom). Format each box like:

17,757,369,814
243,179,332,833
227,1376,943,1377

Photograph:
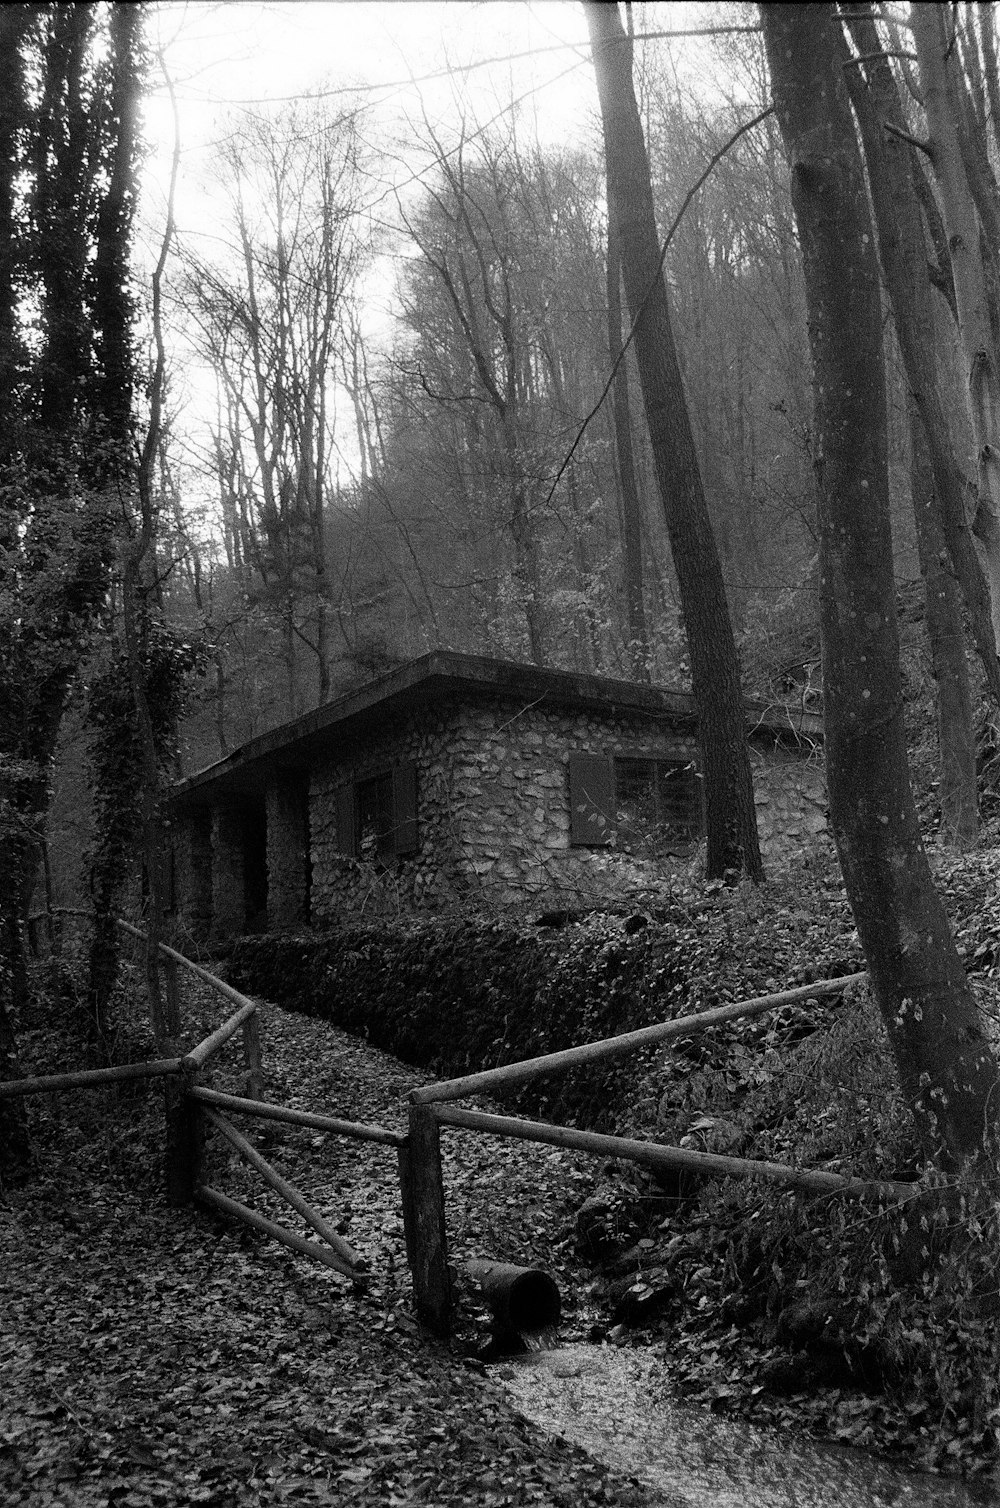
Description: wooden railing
403,968,922,1335
0,1058,181,1099
2,927,402,1287
0,931,918,1339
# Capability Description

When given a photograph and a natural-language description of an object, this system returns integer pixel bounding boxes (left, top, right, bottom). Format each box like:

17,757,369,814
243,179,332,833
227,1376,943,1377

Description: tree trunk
588,0,760,880
586,2,763,881
842,7,1000,709
762,2,998,1171
606,199,650,682
909,393,978,845
914,3,1000,651
0,6,30,1160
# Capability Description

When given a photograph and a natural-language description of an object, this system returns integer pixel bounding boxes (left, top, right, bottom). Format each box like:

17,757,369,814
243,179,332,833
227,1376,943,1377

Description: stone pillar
172,810,213,940
266,776,310,931
212,804,246,938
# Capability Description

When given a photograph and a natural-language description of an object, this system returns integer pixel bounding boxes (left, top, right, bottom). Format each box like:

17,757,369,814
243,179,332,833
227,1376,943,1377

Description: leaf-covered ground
0,967,664,1508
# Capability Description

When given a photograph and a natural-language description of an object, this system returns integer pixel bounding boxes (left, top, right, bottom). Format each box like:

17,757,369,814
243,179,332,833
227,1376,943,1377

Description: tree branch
542,103,774,510
883,118,934,156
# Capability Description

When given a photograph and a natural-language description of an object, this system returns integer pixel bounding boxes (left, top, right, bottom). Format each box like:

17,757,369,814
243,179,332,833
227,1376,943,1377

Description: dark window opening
615,757,701,851
357,772,396,867
337,761,420,865
569,752,702,853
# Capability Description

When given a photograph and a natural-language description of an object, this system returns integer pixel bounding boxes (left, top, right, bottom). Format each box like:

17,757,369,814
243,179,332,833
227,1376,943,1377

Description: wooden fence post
242,1010,263,1100
402,1102,452,1335
163,955,182,1041
164,1069,203,1206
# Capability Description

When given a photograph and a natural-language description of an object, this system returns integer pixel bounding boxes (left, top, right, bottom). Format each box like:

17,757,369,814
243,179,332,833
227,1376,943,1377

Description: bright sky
141,1,606,492
139,1,734,501
143,2,602,232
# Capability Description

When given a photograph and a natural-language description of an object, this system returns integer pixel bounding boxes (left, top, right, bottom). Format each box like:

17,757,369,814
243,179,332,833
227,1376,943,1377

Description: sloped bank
223,878,863,1132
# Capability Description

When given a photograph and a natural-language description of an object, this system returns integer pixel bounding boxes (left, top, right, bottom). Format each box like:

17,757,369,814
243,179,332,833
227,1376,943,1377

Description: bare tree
398,119,553,664
606,150,650,681
586,1,764,882
182,101,369,714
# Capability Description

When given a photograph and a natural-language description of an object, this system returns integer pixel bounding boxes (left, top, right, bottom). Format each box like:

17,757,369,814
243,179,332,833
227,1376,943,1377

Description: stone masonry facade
169,654,829,939
306,703,827,922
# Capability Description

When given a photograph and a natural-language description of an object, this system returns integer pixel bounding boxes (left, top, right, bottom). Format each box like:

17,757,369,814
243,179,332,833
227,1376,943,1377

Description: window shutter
335,783,356,856
568,753,615,846
392,761,419,855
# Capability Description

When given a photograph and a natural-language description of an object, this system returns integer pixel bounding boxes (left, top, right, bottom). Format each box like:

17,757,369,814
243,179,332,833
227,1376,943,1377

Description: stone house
168,650,826,939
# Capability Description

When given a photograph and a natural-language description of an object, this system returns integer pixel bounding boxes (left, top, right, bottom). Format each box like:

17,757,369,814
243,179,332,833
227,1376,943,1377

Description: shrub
225,867,865,1129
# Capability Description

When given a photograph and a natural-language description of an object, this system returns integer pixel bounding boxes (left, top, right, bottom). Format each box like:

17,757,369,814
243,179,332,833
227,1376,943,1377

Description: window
357,772,396,864
569,752,702,852
616,758,700,848
336,761,419,864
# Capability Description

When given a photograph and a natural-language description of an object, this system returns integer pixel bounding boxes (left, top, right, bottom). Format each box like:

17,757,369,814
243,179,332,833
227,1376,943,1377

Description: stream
492,1344,994,1508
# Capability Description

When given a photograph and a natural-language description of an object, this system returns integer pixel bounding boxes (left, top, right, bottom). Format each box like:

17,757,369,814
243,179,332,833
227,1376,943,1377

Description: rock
775,1299,835,1349
574,1183,636,1259
603,1268,676,1327
679,1115,742,1154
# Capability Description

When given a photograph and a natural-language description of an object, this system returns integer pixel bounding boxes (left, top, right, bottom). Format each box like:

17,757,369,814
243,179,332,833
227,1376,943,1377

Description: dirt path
0,976,665,1508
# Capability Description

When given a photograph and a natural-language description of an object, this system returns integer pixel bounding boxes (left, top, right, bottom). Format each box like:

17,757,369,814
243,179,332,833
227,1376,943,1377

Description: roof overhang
171,650,822,809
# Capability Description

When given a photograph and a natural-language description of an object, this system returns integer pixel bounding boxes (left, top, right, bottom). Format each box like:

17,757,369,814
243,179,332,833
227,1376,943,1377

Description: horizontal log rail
196,1184,359,1277
117,919,259,1017
190,1085,404,1147
203,1106,363,1274
183,1002,258,1074
410,972,867,1105
0,1058,182,1100
432,1105,918,1202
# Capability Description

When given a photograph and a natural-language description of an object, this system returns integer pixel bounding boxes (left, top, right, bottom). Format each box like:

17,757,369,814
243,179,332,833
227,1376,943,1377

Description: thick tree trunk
762,2,998,1170
587,2,763,881
909,394,978,845
606,205,650,682
914,3,1000,650
842,8,1000,710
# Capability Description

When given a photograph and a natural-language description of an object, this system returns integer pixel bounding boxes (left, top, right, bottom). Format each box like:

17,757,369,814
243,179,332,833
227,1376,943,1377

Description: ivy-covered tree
86,622,205,1047
0,5,145,1162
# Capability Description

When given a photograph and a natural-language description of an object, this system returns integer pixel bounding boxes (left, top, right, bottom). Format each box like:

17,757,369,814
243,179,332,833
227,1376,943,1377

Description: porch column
211,804,246,938
266,776,310,931
172,809,213,940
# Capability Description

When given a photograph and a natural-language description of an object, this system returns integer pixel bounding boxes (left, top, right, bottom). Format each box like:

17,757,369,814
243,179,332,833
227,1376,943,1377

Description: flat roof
172,650,822,808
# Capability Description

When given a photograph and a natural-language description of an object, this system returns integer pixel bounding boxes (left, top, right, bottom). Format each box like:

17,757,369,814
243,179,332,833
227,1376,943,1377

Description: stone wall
751,743,829,863
307,697,829,921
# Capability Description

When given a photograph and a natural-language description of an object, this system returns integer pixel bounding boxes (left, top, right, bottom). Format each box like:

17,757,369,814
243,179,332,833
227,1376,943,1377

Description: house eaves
171,650,822,809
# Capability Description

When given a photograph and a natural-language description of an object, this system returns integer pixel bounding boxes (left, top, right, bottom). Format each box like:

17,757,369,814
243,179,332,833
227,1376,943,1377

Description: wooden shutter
568,753,615,846
335,783,356,855
392,761,419,855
